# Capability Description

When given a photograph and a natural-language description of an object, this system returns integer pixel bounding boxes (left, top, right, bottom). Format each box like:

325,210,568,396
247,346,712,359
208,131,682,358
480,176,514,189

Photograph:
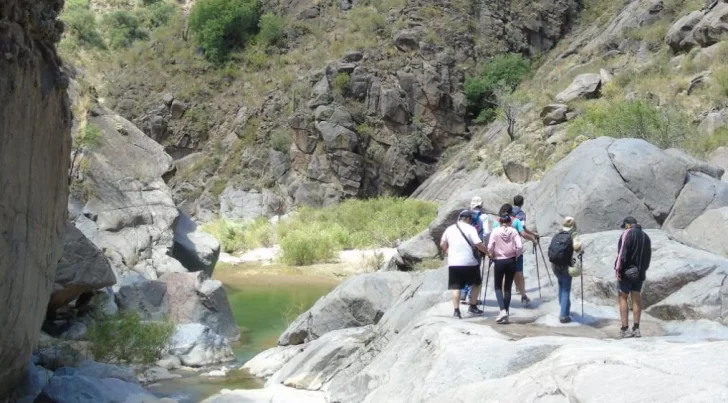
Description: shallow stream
148,264,339,402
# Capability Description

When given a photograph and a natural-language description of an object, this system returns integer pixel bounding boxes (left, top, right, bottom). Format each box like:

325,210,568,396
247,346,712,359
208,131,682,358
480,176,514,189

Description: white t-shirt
441,222,483,267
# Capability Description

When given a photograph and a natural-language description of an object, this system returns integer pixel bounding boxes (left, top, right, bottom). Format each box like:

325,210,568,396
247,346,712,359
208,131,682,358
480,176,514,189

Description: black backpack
548,231,574,265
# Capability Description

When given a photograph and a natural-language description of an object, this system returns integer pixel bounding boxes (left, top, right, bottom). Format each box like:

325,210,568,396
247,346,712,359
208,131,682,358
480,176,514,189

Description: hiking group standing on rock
439,195,652,338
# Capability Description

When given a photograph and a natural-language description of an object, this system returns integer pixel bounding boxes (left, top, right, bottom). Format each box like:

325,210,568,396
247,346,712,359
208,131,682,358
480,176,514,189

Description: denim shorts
618,279,643,294
516,254,524,273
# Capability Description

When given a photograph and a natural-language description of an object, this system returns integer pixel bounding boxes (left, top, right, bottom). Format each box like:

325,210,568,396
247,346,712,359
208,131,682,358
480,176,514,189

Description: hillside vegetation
60,0,728,223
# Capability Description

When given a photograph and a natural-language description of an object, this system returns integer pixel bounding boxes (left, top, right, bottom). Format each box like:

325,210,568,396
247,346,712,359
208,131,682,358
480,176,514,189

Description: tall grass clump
201,219,249,252
279,222,340,266
567,99,692,149
87,311,174,365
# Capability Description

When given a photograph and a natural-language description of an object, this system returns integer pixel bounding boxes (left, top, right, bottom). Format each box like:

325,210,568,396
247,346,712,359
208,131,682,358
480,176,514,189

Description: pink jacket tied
488,226,523,260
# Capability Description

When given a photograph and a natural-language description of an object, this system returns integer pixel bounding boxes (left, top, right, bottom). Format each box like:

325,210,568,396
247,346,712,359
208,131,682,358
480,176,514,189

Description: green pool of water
149,273,337,402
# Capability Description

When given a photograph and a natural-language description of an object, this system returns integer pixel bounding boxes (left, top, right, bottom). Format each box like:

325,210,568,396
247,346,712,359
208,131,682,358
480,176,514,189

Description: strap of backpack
456,223,475,249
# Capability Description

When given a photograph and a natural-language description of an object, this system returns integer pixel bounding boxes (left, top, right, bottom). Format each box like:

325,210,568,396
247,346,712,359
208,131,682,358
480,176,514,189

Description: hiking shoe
521,295,531,307
559,316,572,324
632,328,641,338
468,305,484,315
620,328,634,339
453,309,462,319
495,311,508,324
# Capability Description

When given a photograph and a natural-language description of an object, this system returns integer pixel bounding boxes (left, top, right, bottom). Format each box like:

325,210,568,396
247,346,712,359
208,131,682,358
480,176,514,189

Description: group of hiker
439,195,652,338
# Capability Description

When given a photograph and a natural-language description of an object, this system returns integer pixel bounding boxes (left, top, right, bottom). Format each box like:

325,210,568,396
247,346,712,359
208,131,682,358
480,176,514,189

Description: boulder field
205,137,728,403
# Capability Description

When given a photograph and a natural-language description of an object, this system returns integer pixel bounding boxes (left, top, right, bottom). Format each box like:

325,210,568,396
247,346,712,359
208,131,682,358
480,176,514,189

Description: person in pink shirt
487,210,524,324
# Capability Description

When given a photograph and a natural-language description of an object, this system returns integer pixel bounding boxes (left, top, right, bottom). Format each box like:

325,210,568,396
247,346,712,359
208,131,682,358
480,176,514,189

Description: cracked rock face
0,0,71,398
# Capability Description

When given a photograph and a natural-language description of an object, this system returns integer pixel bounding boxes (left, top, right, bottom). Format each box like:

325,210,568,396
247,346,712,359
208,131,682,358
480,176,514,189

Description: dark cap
458,210,473,219
620,216,637,229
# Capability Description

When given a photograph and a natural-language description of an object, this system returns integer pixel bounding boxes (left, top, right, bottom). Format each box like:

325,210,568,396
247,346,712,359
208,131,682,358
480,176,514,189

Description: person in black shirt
614,216,652,338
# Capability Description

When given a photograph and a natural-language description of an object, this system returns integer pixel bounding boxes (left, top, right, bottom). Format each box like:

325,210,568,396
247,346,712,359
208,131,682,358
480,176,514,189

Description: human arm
642,233,652,272
514,228,524,257
487,228,496,258
440,230,449,254
469,226,488,255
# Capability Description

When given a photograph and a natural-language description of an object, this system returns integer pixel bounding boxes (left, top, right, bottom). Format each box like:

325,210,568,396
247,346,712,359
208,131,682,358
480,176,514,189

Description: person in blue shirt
492,203,536,306
461,196,489,303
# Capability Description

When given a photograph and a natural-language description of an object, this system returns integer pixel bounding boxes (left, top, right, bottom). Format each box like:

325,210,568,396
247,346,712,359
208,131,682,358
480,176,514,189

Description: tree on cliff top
189,0,260,63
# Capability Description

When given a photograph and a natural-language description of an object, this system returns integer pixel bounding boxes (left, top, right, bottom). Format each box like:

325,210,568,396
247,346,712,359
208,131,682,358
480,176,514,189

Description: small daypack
471,210,484,238
512,206,526,224
548,231,574,265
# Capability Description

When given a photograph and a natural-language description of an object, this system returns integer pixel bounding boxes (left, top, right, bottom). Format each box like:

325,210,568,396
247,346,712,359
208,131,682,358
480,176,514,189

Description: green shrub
136,1,179,29
270,130,292,153
257,12,286,48
685,127,728,156
103,10,149,49
333,73,351,97
61,0,106,49
567,99,692,149
280,224,340,266
189,0,260,62
76,123,102,149
87,311,174,365
350,6,386,34
464,53,532,122
202,219,248,252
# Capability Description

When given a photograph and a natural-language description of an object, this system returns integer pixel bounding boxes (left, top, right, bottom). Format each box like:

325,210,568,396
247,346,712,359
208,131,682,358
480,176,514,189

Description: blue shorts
618,279,643,294
516,255,524,273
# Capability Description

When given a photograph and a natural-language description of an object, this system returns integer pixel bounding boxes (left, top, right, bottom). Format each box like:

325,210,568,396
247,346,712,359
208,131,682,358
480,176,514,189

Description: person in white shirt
440,210,488,319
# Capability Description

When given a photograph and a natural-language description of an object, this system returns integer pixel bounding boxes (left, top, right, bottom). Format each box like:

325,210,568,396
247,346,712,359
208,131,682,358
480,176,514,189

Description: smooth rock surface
168,324,235,367
54,360,138,384
35,375,159,403
0,0,72,396
684,206,728,257
278,272,412,345
159,272,240,340
555,73,602,103
116,278,171,321
172,211,220,276
52,224,116,310
243,345,304,379
201,385,326,403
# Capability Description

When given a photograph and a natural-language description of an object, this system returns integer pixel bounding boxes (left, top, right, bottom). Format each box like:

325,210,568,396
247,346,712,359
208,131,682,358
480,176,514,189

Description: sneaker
454,309,462,319
495,310,508,324
632,328,641,338
521,295,531,307
468,305,484,315
620,328,634,339
559,316,572,324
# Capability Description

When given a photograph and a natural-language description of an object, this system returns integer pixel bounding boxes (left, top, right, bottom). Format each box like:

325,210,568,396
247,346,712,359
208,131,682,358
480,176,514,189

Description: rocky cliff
0,0,71,399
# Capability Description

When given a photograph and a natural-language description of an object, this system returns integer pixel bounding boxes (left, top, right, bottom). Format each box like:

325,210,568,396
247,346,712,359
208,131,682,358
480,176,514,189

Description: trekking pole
483,258,492,311
533,243,542,299
579,253,584,318
479,257,485,310
536,241,555,287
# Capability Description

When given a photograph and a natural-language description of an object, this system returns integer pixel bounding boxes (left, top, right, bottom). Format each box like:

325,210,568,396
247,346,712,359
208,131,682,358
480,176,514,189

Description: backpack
512,206,526,224
548,231,574,265
471,210,484,238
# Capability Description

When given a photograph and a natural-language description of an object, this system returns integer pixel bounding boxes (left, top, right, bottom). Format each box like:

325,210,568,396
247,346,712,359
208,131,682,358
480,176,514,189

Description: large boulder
683,207,728,257
555,73,602,103
243,345,304,379
278,272,413,346
693,2,728,47
159,272,240,341
51,224,116,310
53,361,137,384
172,211,220,276
531,138,691,235
70,107,179,280
35,375,160,403
115,276,171,321
266,327,373,390
219,185,265,221
709,147,728,181
0,0,72,396
393,230,439,270
540,104,569,125
665,148,725,179
665,10,705,52
167,323,235,367
662,172,728,235
13,364,53,403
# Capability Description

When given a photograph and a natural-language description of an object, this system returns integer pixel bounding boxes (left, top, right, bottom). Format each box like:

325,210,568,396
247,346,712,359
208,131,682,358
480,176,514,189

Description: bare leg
618,292,630,328
452,290,461,309
632,291,642,324
469,284,482,305
515,272,527,297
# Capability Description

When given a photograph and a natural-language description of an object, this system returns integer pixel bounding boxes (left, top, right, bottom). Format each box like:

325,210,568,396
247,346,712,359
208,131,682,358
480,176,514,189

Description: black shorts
618,279,644,293
448,265,482,290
